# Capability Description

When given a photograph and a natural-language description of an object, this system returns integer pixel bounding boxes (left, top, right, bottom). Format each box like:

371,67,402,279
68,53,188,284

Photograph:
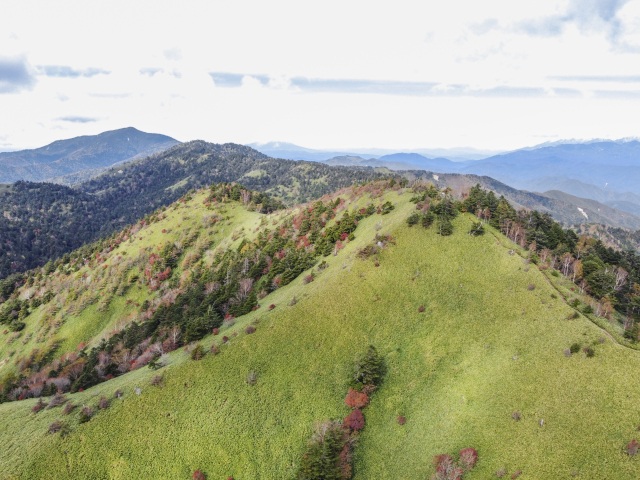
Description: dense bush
353,345,385,389
343,409,365,432
297,421,350,480
79,406,93,423
431,448,479,480
47,420,64,434
190,345,206,361
344,388,369,409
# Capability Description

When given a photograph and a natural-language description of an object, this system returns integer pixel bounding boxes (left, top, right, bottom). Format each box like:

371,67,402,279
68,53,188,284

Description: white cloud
0,0,639,151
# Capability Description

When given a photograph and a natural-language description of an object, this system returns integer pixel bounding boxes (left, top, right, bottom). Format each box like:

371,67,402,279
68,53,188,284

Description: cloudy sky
1,0,640,152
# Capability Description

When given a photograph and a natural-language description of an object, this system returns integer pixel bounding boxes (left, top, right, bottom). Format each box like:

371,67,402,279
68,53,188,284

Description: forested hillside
0,141,385,278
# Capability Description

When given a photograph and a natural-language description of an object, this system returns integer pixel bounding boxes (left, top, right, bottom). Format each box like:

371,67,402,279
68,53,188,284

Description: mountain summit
0,127,179,183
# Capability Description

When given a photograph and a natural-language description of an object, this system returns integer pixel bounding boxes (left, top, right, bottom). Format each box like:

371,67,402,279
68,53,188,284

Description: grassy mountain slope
2,183,640,479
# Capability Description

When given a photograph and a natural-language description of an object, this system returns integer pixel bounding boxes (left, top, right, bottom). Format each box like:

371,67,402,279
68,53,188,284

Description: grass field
2,186,640,479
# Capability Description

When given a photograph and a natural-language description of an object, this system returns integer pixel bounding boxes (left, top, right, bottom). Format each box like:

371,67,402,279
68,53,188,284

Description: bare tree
615,266,629,291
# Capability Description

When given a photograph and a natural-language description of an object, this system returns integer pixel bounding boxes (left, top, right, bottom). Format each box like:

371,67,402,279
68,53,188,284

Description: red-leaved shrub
32,398,47,413
433,454,463,480
344,388,369,409
627,439,639,456
397,415,406,425
192,469,206,480
459,447,478,470
343,409,365,432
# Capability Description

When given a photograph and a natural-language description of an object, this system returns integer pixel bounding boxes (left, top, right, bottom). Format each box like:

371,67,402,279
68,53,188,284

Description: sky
1,0,640,152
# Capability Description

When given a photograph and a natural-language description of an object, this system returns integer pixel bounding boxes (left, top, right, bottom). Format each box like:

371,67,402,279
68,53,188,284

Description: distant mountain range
248,141,495,162
253,139,640,217
0,127,178,183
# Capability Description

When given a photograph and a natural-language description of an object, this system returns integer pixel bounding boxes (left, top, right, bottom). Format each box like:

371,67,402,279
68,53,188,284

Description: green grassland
2,186,640,478
0,190,264,378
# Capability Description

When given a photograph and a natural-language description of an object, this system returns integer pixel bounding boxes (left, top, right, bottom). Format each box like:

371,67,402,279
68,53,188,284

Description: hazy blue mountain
427,172,640,230
247,142,378,161
320,152,466,171
0,127,179,183
460,140,640,205
377,152,462,171
249,141,500,162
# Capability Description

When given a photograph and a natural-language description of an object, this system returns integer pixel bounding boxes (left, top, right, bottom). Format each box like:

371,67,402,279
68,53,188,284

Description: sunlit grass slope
2,187,640,479
0,190,263,377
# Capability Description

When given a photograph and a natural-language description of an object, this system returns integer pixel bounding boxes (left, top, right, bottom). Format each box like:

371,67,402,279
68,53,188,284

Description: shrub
626,439,639,456
569,342,581,354
192,469,206,480
48,420,64,434
511,411,521,421
353,345,385,388
222,336,229,343
496,467,507,477
79,406,93,423
583,346,595,357
268,304,276,310
62,402,76,415
396,415,406,425
343,409,365,432
151,375,164,387
246,370,258,386
303,274,315,284
511,470,522,479
407,213,420,226
191,344,206,360
344,388,369,409
468,222,485,236
49,419,70,436
245,325,256,334
212,327,220,335
210,344,220,355
98,396,110,410
32,398,47,413
459,448,478,470
432,454,463,480
418,305,426,313
47,392,67,409
527,284,535,291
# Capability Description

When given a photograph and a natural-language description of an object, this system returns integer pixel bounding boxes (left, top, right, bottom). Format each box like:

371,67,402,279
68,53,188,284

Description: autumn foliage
344,388,369,409
343,409,365,432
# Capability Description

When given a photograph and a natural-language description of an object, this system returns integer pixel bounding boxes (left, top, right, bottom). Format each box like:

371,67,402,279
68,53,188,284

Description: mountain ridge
0,127,179,183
